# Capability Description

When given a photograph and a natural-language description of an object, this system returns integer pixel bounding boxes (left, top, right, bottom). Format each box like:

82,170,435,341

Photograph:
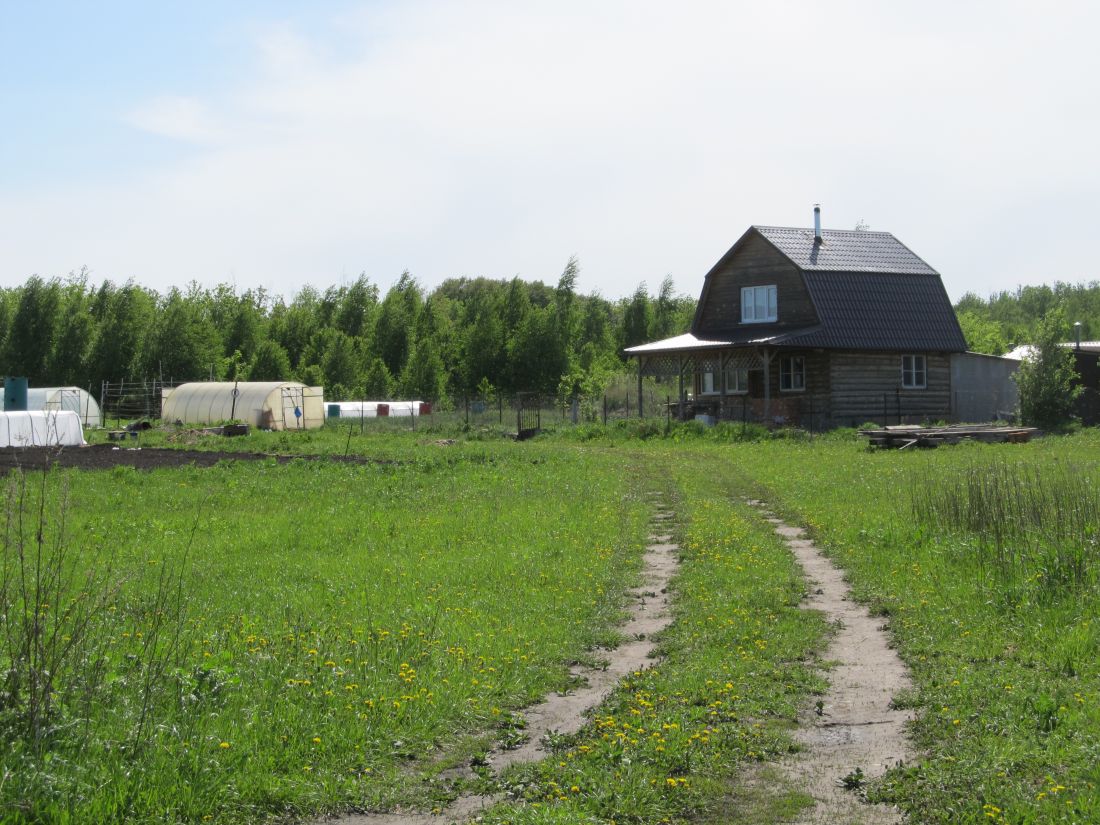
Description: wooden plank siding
757,349,830,427
695,232,818,337
828,352,952,427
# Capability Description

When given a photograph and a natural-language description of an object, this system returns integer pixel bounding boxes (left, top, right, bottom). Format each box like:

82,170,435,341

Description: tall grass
0,445,651,823
911,461,1100,593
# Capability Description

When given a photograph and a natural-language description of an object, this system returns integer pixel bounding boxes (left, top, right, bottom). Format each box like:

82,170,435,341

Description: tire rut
748,500,913,825
322,499,680,825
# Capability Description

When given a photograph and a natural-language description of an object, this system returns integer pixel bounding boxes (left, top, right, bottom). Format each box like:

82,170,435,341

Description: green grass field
5,425,1100,823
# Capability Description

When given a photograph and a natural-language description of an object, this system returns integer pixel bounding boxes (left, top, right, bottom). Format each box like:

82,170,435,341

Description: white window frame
725,365,749,394
701,371,718,395
741,285,778,324
780,356,805,392
901,354,927,389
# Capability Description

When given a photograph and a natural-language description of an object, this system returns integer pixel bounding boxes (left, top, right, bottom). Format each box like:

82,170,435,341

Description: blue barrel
327,403,341,418
3,377,28,411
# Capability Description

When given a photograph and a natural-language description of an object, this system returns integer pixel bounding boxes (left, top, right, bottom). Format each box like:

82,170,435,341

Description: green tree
622,283,653,349
652,275,679,340
269,288,320,369
147,288,221,382
86,282,155,388
375,272,422,376
334,275,379,340
957,311,1008,355
247,340,292,381
2,276,61,383
320,330,360,397
48,274,94,386
463,306,505,393
400,335,447,401
362,357,394,398
1014,308,1081,429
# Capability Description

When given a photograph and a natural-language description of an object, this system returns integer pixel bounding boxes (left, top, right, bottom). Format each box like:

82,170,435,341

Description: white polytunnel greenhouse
325,400,431,419
326,401,390,419
0,411,86,447
161,382,325,430
27,386,102,427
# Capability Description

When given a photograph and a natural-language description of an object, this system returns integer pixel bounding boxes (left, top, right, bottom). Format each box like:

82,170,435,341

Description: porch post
678,355,685,421
637,357,644,419
761,348,772,421
719,351,729,420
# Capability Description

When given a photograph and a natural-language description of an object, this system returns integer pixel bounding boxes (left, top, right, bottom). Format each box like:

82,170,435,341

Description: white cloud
125,96,227,144
4,0,1100,300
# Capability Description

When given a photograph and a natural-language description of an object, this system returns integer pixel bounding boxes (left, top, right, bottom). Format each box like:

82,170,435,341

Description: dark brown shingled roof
785,270,967,352
754,226,938,274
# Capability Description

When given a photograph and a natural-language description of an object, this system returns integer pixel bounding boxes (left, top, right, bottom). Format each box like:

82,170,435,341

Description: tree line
0,261,696,403
955,281,1100,355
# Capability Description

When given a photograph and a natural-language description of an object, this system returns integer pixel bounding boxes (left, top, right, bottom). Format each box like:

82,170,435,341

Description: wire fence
92,377,1099,434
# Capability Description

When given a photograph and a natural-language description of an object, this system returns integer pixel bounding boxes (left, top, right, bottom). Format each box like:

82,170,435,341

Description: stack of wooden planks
859,424,1039,449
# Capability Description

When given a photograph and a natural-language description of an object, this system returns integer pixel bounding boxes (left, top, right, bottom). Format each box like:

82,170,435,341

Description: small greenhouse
389,401,430,417
161,382,324,430
0,411,86,447
326,401,390,419
324,400,430,420
27,386,102,427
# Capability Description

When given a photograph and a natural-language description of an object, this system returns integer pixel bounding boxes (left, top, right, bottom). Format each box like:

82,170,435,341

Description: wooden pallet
858,424,1039,449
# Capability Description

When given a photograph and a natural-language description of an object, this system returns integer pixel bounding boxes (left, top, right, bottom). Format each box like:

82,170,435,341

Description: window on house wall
780,356,805,391
701,371,717,394
902,354,927,389
725,365,749,393
741,285,777,323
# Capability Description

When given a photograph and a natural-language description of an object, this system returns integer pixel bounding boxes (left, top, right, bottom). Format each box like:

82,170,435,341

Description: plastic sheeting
0,411,86,447
26,387,102,427
327,401,389,418
161,382,325,430
325,401,428,418
387,401,427,417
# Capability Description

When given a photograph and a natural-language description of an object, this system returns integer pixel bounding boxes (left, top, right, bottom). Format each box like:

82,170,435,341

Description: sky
2,0,1099,303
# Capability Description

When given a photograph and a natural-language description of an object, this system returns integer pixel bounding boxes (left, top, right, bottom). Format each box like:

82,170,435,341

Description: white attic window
741,285,777,323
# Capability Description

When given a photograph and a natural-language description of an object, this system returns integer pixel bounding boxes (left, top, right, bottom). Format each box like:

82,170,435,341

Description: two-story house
626,208,968,428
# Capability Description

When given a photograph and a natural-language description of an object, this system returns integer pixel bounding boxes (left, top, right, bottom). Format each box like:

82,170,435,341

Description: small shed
27,386,102,427
161,382,325,430
0,411,86,447
949,352,1019,422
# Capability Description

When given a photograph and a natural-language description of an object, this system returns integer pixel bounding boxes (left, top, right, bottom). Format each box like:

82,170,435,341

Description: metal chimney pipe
1075,321,1082,349
813,204,822,243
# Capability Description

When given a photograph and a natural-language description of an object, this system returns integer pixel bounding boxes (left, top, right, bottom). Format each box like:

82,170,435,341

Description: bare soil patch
749,500,913,825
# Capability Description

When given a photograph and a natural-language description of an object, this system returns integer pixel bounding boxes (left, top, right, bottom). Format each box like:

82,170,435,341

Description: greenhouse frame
27,386,102,427
161,382,324,430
